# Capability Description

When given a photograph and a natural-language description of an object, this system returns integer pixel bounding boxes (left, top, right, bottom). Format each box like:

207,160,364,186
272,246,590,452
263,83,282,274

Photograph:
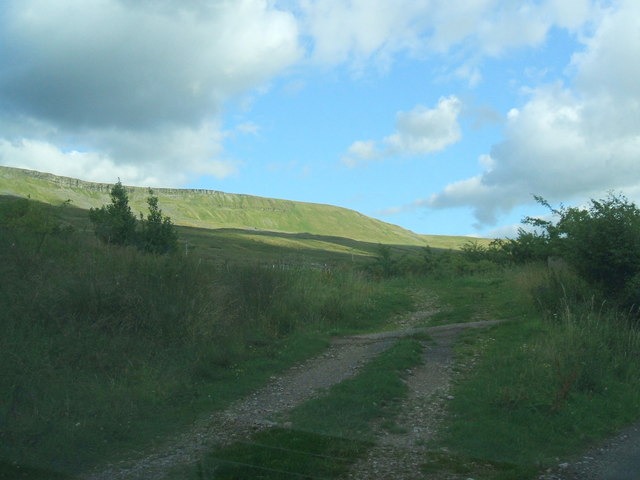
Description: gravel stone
82,293,502,480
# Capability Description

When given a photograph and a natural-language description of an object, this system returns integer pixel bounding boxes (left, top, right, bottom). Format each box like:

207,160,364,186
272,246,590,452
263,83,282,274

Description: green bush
556,194,640,296
89,182,178,255
138,189,178,254
89,180,137,246
501,193,640,308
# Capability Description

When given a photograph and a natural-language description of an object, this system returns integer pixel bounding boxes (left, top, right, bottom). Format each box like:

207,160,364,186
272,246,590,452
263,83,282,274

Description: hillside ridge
0,165,465,247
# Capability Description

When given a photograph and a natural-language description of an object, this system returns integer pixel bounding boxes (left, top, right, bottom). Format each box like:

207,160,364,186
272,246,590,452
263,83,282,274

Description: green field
2,168,639,480
0,166,474,250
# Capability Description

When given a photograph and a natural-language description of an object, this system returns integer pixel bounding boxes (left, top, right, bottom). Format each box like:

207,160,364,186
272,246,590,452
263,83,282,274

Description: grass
5,190,640,480
422,264,640,479
0,199,416,477
171,338,424,479
0,166,478,248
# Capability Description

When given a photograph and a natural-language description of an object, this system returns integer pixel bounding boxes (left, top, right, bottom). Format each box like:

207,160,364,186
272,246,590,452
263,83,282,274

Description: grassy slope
418,268,640,479
0,200,417,476
0,166,473,249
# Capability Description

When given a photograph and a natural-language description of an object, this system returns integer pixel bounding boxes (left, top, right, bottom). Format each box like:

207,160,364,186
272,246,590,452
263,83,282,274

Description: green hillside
0,165,471,248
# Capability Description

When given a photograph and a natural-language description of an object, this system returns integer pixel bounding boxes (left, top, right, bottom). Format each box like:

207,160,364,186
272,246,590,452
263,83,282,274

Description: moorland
1,166,640,479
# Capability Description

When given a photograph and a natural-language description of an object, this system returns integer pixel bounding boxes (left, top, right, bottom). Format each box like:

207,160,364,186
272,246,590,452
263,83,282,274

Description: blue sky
1,1,639,237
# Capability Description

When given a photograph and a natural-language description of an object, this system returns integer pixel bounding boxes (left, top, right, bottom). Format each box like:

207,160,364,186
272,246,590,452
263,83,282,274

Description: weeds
431,265,640,477
0,200,412,475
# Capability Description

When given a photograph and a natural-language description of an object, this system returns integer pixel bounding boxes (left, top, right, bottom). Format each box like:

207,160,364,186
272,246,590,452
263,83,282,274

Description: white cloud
343,140,379,167
300,0,595,72
421,0,640,227
385,96,462,155
0,139,149,185
299,0,430,70
0,123,238,187
0,0,299,184
343,96,462,166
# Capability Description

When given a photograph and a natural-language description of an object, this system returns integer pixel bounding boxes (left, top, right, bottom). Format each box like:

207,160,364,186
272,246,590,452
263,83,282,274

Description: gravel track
82,292,501,480
538,422,640,480
83,338,396,480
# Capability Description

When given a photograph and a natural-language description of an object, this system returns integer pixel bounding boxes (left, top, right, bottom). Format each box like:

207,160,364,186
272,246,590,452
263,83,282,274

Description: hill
0,166,470,249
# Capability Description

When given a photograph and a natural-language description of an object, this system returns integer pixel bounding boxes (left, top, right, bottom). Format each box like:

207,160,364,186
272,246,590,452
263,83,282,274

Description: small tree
138,189,178,254
555,194,640,295
89,180,137,246
372,244,396,277
517,193,640,303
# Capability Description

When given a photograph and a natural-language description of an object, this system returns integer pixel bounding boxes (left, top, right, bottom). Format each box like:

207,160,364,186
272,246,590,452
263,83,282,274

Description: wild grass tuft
0,199,413,476
432,265,640,477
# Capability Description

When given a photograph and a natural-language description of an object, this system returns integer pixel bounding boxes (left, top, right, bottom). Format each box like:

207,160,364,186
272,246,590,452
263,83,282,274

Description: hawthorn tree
89,180,137,246
89,181,178,254
138,189,178,254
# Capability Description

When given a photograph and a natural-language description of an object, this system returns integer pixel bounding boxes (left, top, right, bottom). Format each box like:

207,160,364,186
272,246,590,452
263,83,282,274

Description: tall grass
0,204,410,476
435,264,640,477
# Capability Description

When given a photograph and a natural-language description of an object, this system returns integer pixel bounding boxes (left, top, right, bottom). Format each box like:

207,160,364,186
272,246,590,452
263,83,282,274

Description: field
2,170,640,479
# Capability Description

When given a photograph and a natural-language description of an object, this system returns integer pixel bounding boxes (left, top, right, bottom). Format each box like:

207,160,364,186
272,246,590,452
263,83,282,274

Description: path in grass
84,292,500,480
345,321,499,480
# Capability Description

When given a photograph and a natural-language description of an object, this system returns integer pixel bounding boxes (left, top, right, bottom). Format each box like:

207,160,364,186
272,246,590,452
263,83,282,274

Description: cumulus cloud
343,95,462,167
421,0,640,227
0,0,300,185
299,0,430,70
0,126,239,187
0,0,609,190
300,0,594,74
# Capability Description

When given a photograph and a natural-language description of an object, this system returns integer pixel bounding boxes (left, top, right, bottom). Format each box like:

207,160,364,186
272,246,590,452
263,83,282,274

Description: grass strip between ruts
171,337,424,480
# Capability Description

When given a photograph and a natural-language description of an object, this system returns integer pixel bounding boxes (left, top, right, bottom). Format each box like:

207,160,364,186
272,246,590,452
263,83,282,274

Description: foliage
0,208,411,474
554,194,640,297
88,180,137,246
476,193,640,308
89,182,178,255
369,244,397,277
138,189,178,254
512,194,640,306
488,230,550,265
0,197,74,255
427,266,640,477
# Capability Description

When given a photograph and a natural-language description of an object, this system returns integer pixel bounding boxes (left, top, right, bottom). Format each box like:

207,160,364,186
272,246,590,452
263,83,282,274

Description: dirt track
83,294,501,480
538,422,640,480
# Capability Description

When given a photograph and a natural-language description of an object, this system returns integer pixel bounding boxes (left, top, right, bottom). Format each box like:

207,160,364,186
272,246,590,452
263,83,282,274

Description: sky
1,0,639,238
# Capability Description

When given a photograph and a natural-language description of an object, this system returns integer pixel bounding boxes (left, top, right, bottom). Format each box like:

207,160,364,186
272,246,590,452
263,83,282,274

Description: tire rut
83,292,501,480
83,339,395,480
345,322,497,480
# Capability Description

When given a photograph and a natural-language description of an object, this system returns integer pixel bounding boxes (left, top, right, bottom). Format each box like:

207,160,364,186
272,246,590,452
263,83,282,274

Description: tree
555,194,640,295
89,180,137,246
89,181,178,255
518,193,640,303
138,189,178,254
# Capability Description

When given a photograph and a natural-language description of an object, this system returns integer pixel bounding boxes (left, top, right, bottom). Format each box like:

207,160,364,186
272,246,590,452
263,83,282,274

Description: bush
502,193,640,308
89,180,137,246
138,190,178,254
556,194,640,296
89,182,178,255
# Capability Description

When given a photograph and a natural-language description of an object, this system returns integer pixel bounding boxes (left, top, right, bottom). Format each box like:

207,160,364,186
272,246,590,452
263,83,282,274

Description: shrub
138,190,178,254
89,180,137,246
556,194,640,296
504,193,640,307
89,181,178,255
